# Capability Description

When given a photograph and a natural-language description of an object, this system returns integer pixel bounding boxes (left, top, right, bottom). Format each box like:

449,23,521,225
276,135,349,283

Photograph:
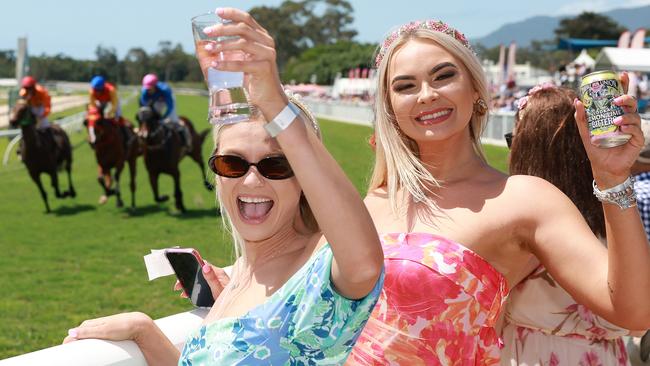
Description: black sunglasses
504,132,514,149
208,155,294,180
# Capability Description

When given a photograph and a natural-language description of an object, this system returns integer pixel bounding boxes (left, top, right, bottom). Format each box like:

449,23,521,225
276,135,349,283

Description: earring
473,98,488,116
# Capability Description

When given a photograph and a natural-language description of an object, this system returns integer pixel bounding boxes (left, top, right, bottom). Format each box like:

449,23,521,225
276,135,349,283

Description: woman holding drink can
185,16,650,365
345,20,650,364
503,83,643,366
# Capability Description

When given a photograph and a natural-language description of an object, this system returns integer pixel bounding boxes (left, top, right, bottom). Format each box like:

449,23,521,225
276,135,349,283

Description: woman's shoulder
499,174,578,214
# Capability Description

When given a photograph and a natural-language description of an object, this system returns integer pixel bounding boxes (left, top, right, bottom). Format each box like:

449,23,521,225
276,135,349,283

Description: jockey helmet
142,73,158,89
90,75,106,91
21,76,37,88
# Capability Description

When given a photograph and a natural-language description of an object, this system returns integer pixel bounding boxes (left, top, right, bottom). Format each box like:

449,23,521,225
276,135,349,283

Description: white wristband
264,103,300,137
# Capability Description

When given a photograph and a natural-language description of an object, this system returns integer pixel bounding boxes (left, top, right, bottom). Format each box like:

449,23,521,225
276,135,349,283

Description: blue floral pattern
179,244,383,365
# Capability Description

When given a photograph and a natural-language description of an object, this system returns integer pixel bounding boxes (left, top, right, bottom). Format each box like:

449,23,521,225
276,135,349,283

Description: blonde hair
212,99,322,261
369,28,490,216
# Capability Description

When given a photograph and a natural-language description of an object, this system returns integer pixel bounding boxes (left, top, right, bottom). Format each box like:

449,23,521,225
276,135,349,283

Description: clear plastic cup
191,12,251,125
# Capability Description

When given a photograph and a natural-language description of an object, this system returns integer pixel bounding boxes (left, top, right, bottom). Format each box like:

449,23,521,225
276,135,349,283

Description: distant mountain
474,5,650,48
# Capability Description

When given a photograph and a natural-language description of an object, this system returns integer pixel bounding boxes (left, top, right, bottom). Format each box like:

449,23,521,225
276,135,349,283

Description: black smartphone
164,248,215,308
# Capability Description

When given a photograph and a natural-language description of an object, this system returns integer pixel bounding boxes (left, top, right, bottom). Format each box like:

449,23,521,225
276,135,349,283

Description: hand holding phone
164,248,215,308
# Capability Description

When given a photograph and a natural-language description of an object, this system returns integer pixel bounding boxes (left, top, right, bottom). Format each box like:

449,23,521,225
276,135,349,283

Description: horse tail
199,128,212,146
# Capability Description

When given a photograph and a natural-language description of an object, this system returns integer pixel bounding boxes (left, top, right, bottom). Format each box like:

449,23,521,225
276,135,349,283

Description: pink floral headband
516,82,557,112
375,20,472,68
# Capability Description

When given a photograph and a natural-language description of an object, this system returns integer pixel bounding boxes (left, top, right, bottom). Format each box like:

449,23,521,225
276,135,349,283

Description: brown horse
136,106,212,213
9,101,76,213
84,110,139,208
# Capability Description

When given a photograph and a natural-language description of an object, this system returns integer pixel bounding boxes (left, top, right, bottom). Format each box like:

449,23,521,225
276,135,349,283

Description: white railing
302,98,516,146
0,309,208,366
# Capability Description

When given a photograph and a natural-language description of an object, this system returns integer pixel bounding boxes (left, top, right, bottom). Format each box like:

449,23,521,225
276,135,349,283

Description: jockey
19,76,51,130
87,76,130,145
139,73,191,150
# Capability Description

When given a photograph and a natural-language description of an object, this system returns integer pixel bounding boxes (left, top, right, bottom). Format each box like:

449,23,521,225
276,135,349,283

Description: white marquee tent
573,49,596,69
595,47,650,73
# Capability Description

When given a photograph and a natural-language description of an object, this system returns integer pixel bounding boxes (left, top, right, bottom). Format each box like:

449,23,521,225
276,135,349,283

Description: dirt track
0,95,88,128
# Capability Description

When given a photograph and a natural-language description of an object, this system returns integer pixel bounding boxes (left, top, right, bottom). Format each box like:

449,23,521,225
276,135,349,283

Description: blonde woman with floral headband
345,19,650,365
504,83,643,366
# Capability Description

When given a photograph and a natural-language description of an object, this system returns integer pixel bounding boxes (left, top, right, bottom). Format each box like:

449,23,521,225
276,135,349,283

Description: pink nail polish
216,7,224,15
204,43,214,51
210,60,219,68
202,264,210,273
68,329,78,338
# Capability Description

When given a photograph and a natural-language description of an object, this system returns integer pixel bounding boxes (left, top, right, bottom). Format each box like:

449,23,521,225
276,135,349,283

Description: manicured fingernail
202,264,210,273
210,60,219,67
204,43,214,51
613,116,623,125
68,329,78,338
614,97,624,104
216,7,224,15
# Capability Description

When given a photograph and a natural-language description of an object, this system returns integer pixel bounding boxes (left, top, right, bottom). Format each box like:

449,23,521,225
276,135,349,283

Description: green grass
0,96,508,359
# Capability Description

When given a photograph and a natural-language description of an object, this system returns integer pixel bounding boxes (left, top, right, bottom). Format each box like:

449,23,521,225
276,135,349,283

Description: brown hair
509,87,605,237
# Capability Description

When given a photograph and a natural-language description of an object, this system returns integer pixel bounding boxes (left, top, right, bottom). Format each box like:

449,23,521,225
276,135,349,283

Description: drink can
579,70,630,148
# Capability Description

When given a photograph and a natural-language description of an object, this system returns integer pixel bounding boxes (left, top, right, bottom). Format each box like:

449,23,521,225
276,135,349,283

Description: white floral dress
178,244,384,365
501,264,631,366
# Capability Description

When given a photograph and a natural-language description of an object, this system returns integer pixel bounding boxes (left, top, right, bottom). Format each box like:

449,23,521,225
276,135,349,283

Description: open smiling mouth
415,108,453,125
238,196,274,223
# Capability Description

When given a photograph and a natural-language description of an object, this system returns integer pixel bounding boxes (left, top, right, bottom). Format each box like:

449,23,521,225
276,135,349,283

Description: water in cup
192,13,251,125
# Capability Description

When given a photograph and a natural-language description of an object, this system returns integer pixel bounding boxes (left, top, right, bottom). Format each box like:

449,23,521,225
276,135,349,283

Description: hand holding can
579,70,631,148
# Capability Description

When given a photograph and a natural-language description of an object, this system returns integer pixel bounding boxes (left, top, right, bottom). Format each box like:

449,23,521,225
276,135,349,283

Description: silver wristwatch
592,176,637,210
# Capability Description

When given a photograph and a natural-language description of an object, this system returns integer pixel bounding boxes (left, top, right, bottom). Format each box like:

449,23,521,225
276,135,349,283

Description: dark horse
136,106,212,213
9,100,76,212
84,108,139,208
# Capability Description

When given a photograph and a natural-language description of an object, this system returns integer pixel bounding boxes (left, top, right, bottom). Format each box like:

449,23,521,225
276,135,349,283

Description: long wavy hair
509,87,605,237
212,100,322,260
368,29,490,217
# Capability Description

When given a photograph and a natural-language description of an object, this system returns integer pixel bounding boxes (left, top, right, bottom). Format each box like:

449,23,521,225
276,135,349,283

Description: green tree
249,0,358,70
555,12,626,40
123,47,150,85
0,50,15,78
93,45,120,83
30,54,94,82
283,41,375,84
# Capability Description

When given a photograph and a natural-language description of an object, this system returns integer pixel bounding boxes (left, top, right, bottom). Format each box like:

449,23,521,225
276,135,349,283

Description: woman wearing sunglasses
63,8,384,365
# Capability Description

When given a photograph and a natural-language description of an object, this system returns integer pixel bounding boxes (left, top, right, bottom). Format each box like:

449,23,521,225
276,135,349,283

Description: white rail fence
0,309,208,366
302,98,516,147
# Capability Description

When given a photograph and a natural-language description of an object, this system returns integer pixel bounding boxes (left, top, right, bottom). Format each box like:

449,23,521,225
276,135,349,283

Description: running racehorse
84,106,139,208
9,100,76,213
136,106,212,213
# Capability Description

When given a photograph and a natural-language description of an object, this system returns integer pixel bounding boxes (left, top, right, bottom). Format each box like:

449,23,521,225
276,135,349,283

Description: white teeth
239,196,272,203
418,109,451,121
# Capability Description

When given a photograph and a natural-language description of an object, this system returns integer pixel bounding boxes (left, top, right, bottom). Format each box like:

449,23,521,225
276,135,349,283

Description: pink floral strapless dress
347,233,509,366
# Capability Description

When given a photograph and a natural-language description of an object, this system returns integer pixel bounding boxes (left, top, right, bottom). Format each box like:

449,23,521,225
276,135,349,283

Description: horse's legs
65,157,76,198
191,150,213,191
149,171,169,203
172,170,186,213
128,158,137,208
30,171,51,213
50,170,68,198
114,163,125,208
97,166,111,205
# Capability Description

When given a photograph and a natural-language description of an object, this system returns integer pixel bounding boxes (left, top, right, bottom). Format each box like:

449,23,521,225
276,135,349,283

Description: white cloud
556,0,650,15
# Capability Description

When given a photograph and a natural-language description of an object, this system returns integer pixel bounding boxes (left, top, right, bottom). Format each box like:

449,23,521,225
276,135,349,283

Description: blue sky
2,0,650,59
